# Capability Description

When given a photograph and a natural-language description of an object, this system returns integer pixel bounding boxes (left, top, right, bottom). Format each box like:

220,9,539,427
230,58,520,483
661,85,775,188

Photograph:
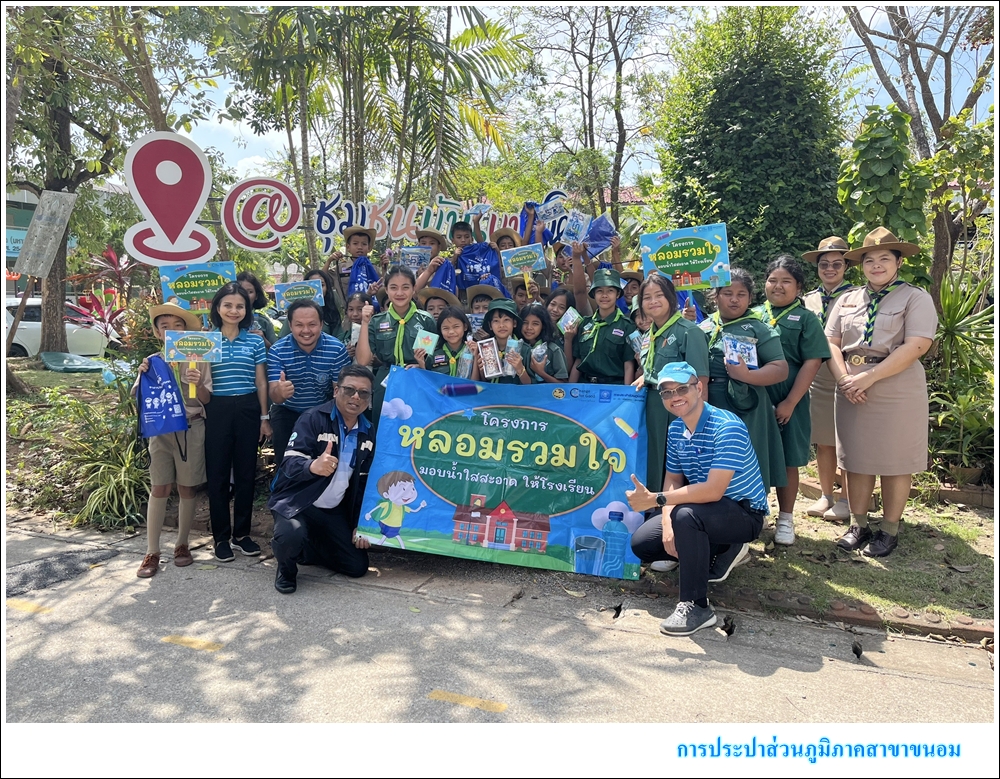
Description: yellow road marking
161,635,223,652
6,599,53,614
427,689,507,713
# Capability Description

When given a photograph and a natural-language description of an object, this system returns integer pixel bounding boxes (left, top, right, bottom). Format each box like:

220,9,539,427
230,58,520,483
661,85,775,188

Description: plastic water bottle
457,346,474,379
600,511,629,578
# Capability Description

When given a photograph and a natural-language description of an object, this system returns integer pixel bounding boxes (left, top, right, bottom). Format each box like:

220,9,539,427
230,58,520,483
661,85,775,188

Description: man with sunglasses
626,362,768,636
268,364,377,594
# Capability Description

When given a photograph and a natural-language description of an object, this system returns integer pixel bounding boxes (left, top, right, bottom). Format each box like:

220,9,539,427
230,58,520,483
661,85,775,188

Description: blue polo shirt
313,406,371,509
267,333,350,413
666,402,769,514
210,329,268,396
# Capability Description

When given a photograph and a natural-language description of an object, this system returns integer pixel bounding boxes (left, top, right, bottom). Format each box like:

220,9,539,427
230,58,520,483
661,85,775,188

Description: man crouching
267,364,376,594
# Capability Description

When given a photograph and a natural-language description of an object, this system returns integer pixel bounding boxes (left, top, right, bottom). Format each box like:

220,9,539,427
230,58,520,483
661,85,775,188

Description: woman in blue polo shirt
205,282,270,562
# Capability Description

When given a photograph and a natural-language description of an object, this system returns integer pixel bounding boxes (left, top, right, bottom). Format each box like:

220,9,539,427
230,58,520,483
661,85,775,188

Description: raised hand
274,370,295,401
309,439,339,477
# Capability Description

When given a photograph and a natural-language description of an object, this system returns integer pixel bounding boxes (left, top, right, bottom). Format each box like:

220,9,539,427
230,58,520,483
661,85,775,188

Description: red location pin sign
124,132,218,266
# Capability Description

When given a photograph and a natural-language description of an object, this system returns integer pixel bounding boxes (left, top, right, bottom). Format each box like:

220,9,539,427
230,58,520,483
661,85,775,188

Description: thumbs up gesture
626,473,657,513
309,439,339,477
275,370,295,401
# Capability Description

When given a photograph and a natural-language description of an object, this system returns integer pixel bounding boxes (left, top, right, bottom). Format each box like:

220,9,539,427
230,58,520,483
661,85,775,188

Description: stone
924,613,942,624
891,607,910,619
831,600,846,612
954,615,975,625
860,604,877,615
767,591,784,602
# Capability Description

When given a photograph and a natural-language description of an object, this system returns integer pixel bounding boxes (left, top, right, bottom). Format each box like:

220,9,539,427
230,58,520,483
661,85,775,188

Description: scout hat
552,241,572,258
490,227,521,248
843,227,920,262
343,225,376,245
149,301,202,332
466,274,508,304
656,361,698,387
417,285,461,310
629,294,641,318
588,268,624,299
620,270,644,286
483,297,522,329
416,228,450,251
802,236,850,264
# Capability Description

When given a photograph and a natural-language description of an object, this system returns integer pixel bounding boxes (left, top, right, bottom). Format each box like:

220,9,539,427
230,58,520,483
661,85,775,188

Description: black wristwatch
655,492,667,507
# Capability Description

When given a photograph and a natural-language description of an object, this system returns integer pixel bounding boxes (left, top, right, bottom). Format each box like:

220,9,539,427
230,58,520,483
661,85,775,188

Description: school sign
358,368,649,579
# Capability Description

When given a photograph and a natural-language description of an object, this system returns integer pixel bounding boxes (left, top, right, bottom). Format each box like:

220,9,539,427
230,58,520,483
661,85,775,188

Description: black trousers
269,404,302,466
271,504,369,579
631,497,763,603
205,393,260,544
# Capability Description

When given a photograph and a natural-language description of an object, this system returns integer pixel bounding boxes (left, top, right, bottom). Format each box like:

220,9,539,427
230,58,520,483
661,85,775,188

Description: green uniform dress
367,303,437,425
485,340,533,385
573,308,637,383
525,340,569,383
427,342,472,377
641,313,711,490
701,311,788,490
252,312,277,346
754,300,831,468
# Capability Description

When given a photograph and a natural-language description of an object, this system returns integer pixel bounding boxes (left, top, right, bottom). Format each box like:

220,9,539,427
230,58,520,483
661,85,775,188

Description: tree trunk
929,208,962,316
606,8,625,228
429,6,452,201
6,363,32,396
39,228,69,353
296,24,319,270
392,8,417,203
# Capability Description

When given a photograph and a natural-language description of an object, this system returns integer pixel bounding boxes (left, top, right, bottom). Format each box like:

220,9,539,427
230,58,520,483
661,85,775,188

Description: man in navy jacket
267,364,376,594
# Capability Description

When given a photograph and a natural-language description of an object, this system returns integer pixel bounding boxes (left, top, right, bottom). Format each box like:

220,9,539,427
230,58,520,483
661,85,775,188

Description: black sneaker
836,525,872,552
214,541,235,562
660,601,717,637
862,530,898,558
274,566,297,594
708,542,750,583
231,536,261,556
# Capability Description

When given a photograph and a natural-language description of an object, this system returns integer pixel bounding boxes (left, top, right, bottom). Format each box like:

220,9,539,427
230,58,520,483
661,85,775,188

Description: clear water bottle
457,346,474,379
600,511,629,578
503,338,520,376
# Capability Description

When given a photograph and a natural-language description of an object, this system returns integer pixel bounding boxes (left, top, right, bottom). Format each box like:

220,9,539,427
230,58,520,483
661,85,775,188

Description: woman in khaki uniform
825,228,937,558
801,237,856,521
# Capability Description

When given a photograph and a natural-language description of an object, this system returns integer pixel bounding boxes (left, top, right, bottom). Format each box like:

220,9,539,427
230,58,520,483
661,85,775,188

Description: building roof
452,501,550,531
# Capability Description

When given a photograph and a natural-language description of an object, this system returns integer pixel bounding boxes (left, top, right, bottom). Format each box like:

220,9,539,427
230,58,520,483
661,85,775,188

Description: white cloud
381,398,413,420
591,500,644,534
235,155,269,180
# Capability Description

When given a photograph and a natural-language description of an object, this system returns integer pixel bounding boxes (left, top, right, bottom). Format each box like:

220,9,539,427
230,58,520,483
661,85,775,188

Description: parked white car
5,298,109,358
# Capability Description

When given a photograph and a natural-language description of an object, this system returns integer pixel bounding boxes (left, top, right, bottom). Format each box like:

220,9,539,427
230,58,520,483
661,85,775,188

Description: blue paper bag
137,354,188,439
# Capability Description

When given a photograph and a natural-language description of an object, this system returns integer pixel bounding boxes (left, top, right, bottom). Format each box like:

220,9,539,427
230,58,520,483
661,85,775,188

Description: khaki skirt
809,361,837,447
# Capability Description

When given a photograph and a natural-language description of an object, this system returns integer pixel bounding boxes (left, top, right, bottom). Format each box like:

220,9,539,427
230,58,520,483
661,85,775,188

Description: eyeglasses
817,261,845,271
338,386,372,401
659,382,697,399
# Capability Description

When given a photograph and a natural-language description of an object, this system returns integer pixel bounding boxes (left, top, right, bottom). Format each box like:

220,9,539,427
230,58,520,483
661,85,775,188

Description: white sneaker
806,496,833,517
822,500,851,521
774,516,795,545
649,559,679,572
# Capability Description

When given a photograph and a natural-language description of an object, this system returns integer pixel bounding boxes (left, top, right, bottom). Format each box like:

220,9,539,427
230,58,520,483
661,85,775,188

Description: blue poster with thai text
358,368,648,579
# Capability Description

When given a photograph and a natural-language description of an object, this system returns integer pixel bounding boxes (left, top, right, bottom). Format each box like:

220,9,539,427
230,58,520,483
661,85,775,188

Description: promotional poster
640,223,731,290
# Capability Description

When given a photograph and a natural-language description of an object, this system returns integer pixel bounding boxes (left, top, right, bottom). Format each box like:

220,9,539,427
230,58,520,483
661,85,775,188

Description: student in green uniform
631,273,710,495
471,298,532,385
336,291,370,361
412,306,477,379
237,271,276,348
570,268,637,385
356,265,437,425
417,285,461,322
755,256,831,545
699,268,789,492
520,303,569,383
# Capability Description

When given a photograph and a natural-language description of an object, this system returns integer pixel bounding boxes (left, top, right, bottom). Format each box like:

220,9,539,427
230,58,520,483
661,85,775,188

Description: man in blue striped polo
627,361,768,637
268,299,351,465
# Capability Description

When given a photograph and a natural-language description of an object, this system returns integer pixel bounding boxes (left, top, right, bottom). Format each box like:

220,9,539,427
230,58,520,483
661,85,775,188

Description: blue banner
358,368,649,579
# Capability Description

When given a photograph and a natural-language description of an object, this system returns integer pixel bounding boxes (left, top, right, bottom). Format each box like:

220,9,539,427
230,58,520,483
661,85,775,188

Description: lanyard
815,283,853,325
864,280,905,345
388,302,418,364
707,310,760,346
643,311,682,374
762,299,801,327
581,308,623,369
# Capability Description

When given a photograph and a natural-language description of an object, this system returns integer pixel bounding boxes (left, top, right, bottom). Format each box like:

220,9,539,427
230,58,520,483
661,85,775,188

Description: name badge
787,314,801,321
378,321,392,331
612,328,625,337
666,334,677,345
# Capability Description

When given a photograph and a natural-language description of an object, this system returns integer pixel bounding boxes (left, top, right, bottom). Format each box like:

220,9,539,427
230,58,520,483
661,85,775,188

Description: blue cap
656,361,698,387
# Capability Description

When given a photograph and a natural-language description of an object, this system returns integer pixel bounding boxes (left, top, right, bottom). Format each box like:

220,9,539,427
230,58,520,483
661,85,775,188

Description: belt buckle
848,354,865,366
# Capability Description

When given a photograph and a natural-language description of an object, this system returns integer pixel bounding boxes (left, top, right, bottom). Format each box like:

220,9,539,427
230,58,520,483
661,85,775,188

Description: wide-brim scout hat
466,283,505,303
843,227,920,262
483,297,522,328
620,270,644,285
490,227,521,248
629,294,641,317
588,268,624,299
552,241,571,258
149,301,202,332
802,236,850,264
416,228,449,251
417,285,461,309
343,226,376,245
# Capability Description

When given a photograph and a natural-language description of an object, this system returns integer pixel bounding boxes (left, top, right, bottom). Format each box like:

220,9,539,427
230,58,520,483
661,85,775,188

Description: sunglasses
659,381,697,399
817,261,845,271
338,386,372,401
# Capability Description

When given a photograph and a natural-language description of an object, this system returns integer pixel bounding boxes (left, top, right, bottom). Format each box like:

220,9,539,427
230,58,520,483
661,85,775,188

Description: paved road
5,523,993,725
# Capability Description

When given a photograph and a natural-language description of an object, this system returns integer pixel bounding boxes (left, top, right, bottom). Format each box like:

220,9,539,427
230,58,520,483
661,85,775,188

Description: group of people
134,220,937,639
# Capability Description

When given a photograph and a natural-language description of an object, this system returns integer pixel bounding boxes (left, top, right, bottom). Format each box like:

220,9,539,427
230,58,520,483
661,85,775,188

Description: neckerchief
815,282,853,325
442,343,462,377
864,280,905,345
388,302,418,364
707,310,760,347
762,299,802,327
581,307,623,369
644,311,683,375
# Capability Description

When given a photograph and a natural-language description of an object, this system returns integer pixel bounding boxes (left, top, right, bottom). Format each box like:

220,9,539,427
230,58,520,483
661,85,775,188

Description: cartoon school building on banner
451,494,551,553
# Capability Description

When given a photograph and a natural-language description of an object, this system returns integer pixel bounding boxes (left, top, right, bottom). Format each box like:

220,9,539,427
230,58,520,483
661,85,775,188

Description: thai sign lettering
159,262,236,316
640,223,731,290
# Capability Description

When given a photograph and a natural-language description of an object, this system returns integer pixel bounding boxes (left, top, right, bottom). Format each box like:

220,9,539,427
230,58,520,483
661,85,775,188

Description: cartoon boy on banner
364,470,427,549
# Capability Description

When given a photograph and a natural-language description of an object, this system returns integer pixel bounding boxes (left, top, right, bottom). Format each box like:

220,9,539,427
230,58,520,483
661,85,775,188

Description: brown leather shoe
173,544,193,567
836,525,872,552
137,553,160,578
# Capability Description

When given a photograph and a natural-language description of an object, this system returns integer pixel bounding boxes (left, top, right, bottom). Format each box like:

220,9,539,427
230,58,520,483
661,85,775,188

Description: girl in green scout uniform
801,236,855,521
356,265,437,424
755,256,831,545
700,268,789,492
471,298,532,385
570,268,637,385
520,302,569,383
632,273,710,493
277,267,342,340
337,292,371,361
412,305,477,379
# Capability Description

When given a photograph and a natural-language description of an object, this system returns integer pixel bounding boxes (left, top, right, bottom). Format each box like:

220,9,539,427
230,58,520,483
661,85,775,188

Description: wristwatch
260,414,270,420
655,492,667,507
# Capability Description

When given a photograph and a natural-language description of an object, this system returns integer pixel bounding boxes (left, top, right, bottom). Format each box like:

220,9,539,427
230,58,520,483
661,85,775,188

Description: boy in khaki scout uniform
570,268,637,385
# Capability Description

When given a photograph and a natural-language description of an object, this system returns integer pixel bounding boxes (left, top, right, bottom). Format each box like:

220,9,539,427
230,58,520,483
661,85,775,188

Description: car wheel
7,344,29,358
